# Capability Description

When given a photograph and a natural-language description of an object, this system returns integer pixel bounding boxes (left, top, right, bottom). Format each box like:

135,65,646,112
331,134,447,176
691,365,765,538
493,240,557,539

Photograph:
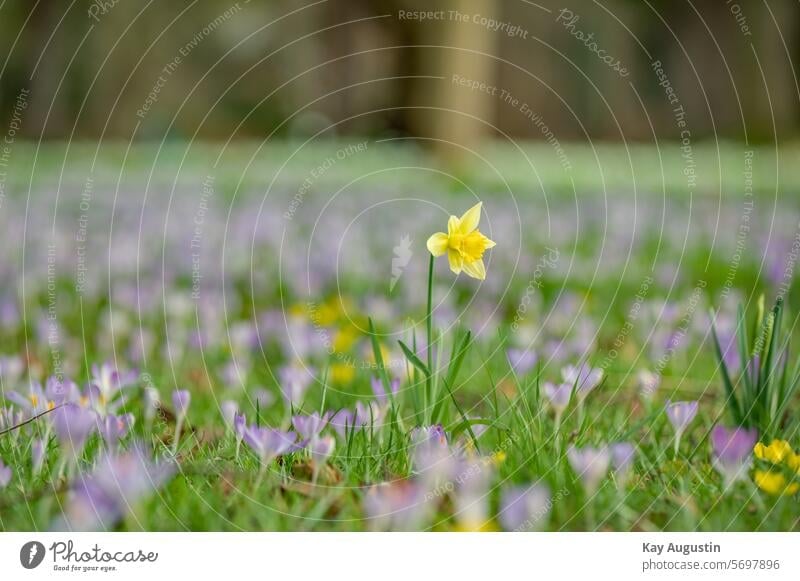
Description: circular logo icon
20,541,45,569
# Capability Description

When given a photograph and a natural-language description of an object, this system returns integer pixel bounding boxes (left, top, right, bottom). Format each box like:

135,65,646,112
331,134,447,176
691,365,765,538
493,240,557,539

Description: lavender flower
507,348,538,375
172,390,191,418
292,412,329,441
143,386,159,431
637,369,661,401
499,484,551,531
665,400,698,454
171,390,190,454
370,376,399,406
242,426,297,466
90,362,137,413
363,480,431,531
220,400,238,431
543,381,572,426
561,364,603,402
53,443,174,531
279,364,314,407
4,377,74,415
567,445,610,494
0,459,11,488
609,442,636,487
410,425,455,487
711,425,758,487
233,413,246,460
453,458,492,531
98,413,134,451
31,439,45,476
309,435,335,483
51,404,97,461
329,401,383,437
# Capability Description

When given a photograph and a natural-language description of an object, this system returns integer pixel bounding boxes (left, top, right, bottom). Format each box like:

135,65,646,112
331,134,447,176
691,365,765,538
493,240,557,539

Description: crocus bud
0,459,11,488
31,439,45,476
172,390,191,420
220,400,238,431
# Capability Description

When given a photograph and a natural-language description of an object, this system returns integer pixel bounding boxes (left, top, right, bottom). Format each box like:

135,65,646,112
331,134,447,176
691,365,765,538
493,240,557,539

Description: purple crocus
279,364,314,407
329,401,383,437
89,362,137,413
370,376,400,406
637,369,661,401
233,413,246,460
242,426,297,466
31,439,45,476
543,381,572,425
410,425,455,486
711,425,758,487
0,459,11,488
309,435,335,483
507,348,538,375
220,400,238,430
51,403,97,461
143,387,159,431
665,400,698,454
499,484,551,531
171,390,191,454
98,413,134,451
53,443,174,531
561,364,603,401
609,442,636,487
172,390,191,418
567,445,610,494
453,458,492,530
363,480,432,531
292,412,329,441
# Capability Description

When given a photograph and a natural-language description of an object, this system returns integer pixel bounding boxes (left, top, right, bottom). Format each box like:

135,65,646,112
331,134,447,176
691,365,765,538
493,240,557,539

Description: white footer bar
0,533,797,580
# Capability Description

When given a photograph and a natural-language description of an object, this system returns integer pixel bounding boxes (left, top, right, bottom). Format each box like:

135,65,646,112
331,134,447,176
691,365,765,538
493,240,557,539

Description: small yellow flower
754,439,794,464
330,363,356,385
788,453,800,474
427,202,496,280
754,470,800,496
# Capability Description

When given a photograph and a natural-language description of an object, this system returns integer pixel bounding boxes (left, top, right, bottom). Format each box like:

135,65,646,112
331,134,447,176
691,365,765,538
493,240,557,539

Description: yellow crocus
426,202,496,280
754,470,800,496
753,439,794,464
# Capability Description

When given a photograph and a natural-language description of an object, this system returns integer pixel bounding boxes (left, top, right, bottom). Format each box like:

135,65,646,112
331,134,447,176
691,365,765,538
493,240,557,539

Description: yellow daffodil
754,470,800,496
427,202,495,280
753,439,794,464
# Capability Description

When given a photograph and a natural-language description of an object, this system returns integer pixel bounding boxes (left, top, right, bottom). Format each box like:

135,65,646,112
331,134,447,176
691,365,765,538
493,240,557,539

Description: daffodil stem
425,254,434,424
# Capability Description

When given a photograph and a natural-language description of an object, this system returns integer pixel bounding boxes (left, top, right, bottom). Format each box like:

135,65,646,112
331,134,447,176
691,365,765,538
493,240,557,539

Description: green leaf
398,339,429,377
710,311,743,425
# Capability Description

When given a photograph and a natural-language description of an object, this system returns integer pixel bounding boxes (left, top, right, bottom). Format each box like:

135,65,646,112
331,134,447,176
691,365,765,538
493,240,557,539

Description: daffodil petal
447,249,463,274
484,237,496,249
447,215,461,237
461,258,486,280
458,202,482,234
426,232,449,257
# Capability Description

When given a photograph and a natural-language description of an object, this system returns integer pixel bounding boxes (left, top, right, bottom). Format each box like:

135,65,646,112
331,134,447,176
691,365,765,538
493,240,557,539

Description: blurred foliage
0,0,797,143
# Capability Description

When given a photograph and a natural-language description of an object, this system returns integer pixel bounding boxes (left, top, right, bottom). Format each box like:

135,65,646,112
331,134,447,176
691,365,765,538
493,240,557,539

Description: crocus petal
458,202,482,234
426,232,449,257
461,258,486,280
447,249,463,274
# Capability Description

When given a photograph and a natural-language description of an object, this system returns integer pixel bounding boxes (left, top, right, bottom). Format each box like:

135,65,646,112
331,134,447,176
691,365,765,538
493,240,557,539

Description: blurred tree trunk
414,0,498,165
